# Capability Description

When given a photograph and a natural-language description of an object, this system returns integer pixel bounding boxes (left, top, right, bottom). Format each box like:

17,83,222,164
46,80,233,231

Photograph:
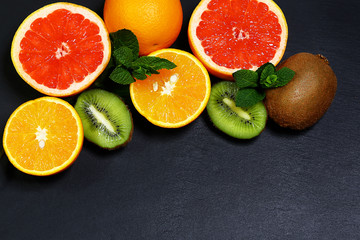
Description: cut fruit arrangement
3,0,337,176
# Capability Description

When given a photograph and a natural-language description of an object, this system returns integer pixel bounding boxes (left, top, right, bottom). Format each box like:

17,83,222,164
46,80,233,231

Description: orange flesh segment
196,0,282,69
131,52,208,124
18,9,105,90
5,100,79,171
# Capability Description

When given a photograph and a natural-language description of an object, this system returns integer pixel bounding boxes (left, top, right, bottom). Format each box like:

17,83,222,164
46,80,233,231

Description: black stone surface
1,0,359,239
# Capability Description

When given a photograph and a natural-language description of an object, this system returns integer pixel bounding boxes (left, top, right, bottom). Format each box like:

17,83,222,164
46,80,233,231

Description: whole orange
103,0,183,56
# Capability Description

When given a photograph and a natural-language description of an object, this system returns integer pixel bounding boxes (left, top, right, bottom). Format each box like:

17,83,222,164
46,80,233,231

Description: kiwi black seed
264,52,337,130
206,81,267,139
74,89,133,150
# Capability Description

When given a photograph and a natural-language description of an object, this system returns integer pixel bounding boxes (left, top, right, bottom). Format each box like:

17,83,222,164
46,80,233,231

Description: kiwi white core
35,126,47,149
222,98,251,121
88,105,116,134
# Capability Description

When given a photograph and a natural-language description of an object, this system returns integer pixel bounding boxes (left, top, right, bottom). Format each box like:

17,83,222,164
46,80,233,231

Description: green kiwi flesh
264,53,337,130
75,89,133,149
207,81,267,139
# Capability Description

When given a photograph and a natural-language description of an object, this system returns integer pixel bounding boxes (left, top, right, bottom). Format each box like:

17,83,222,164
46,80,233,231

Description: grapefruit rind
11,2,111,97
188,0,288,80
130,48,211,128
3,97,84,176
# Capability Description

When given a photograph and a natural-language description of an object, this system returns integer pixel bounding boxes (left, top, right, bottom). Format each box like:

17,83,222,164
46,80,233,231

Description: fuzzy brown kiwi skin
264,52,337,130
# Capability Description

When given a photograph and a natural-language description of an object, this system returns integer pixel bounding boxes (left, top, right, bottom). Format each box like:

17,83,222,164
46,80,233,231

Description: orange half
3,97,84,176
130,49,211,128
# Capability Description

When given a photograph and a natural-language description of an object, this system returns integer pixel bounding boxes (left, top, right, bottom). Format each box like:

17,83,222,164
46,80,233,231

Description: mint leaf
260,74,278,88
231,62,295,108
109,66,135,85
235,88,265,108
256,62,275,75
131,67,149,80
233,70,258,88
113,46,136,67
110,29,139,57
105,29,177,85
259,63,276,83
274,67,295,87
129,56,176,80
132,56,176,71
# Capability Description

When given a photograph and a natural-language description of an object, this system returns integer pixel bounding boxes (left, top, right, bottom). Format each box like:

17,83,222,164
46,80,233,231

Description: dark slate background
1,0,359,239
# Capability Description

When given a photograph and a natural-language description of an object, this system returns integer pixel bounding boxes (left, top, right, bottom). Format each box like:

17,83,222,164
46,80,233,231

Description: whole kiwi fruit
264,52,337,130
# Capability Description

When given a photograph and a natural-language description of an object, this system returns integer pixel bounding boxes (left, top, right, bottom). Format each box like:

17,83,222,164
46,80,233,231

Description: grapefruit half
11,2,111,97
188,0,288,80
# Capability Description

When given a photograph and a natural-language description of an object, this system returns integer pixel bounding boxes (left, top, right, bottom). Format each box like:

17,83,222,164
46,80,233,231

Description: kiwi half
207,81,267,139
74,89,133,149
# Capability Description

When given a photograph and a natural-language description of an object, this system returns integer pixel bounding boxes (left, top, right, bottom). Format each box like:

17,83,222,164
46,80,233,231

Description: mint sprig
105,29,176,85
233,62,295,108
235,88,265,108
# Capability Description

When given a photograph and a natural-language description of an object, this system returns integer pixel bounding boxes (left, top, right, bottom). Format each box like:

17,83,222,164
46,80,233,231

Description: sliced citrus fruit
130,48,211,128
188,0,288,80
11,2,111,97
3,97,84,176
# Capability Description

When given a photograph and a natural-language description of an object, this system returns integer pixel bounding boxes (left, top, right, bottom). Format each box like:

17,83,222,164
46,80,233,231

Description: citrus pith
130,49,211,128
11,2,111,97
188,0,288,80
3,97,84,176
